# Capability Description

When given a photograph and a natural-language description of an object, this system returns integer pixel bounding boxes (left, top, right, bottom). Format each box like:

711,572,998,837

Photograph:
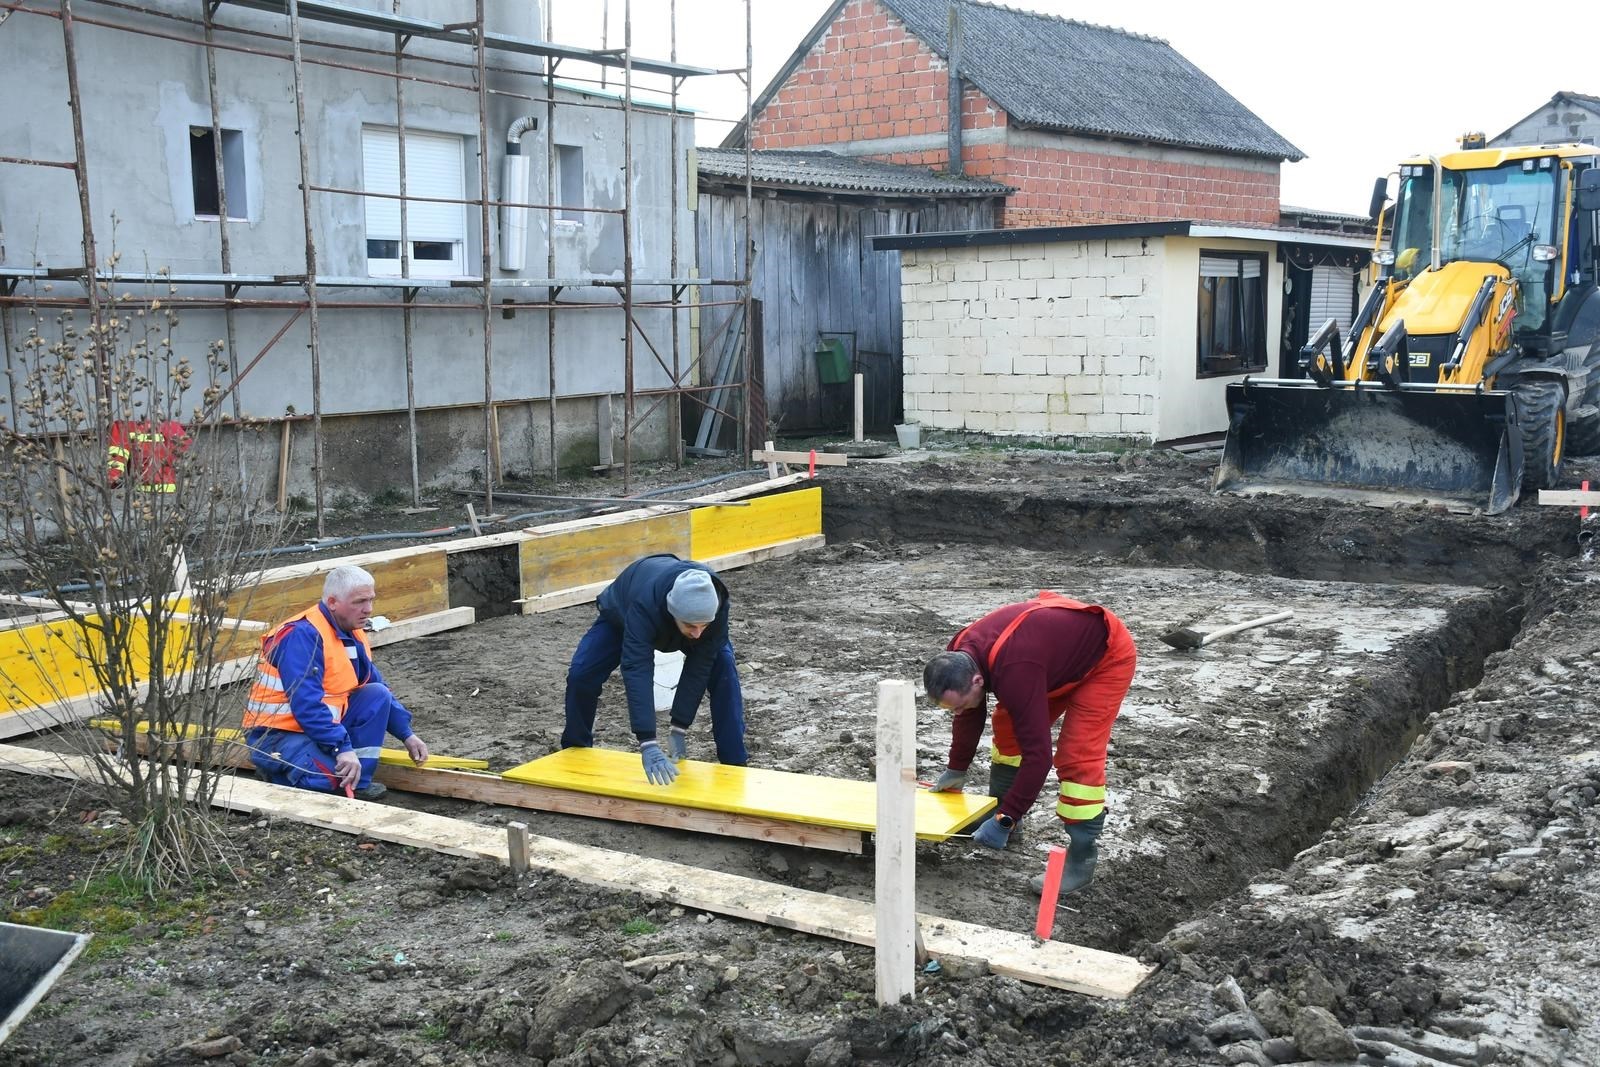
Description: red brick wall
746,0,1281,228
993,146,1282,228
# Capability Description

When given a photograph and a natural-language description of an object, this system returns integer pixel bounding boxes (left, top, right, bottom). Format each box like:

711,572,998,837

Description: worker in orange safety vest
106,418,190,493
242,564,429,800
922,591,1137,896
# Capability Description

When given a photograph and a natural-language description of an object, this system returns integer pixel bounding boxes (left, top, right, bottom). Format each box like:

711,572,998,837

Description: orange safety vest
242,605,371,733
959,591,1106,696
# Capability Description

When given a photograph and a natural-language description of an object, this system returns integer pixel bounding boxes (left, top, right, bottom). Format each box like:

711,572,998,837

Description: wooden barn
695,148,1007,436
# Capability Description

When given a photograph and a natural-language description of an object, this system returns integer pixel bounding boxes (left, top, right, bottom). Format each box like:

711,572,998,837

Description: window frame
555,143,585,224
361,126,469,278
1196,249,1268,378
188,126,248,221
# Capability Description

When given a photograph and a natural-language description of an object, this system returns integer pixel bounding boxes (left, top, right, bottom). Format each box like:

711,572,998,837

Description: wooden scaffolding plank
501,747,993,841
0,744,1155,999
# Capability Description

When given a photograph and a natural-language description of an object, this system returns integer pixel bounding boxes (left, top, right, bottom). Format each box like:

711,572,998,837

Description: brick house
725,0,1303,229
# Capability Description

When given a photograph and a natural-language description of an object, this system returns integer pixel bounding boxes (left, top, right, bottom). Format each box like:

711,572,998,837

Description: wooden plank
691,486,823,562
367,606,475,647
229,551,450,631
750,449,849,467
500,747,992,840
0,744,1156,999
519,512,692,599
875,679,917,1005
1537,489,1600,506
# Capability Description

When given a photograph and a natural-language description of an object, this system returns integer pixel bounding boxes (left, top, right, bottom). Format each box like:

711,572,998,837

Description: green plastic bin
814,338,852,385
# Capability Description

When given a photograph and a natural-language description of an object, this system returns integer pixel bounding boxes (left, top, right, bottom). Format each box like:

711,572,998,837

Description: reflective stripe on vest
241,606,370,733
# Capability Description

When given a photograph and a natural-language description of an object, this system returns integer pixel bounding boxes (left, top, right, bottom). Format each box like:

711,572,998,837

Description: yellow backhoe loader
1216,138,1600,513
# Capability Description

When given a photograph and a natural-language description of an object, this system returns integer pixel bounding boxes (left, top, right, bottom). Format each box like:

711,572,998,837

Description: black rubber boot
989,763,1022,842
1030,813,1105,896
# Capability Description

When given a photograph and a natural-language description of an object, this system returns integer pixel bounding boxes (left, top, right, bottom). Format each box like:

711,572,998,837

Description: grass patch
621,917,659,936
419,1021,449,1041
7,873,216,959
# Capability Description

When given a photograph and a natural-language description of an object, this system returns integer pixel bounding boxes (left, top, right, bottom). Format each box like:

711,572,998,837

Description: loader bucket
1215,379,1520,514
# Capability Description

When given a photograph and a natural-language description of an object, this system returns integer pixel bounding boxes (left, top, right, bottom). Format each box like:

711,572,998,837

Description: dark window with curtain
1197,251,1267,376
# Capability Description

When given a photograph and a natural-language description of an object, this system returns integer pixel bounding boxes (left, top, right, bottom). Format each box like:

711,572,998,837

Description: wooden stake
853,373,865,443
465,502,482,537
874,678,917,1006
488,403,504,486
764,439,779,479
276,419,292,512
507,821,531,875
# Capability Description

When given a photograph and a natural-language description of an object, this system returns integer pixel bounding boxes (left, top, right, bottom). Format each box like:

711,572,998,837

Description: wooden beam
1537,489,1600,506
507,821,531,875
366,606,474,647
0,744,1157,999
853,373,865,445
751,449,848,467
875,679,917,1005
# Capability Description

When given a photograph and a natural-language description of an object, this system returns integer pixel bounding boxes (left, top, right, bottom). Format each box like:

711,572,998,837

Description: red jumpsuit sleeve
988,664,1055,821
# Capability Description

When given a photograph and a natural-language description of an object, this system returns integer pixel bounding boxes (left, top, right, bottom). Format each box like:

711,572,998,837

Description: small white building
871,221,1370,444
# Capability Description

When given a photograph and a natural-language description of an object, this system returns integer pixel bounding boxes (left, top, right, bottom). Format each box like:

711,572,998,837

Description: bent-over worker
923,591,1136,894
243,565,429,800
561,553,747,787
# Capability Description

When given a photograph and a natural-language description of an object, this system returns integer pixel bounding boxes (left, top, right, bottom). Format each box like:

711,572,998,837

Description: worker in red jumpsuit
106,418,190,493
923,591,1137,895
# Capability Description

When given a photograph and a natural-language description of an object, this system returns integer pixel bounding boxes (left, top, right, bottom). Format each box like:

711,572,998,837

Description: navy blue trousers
561,617,748,765
245,683,400,792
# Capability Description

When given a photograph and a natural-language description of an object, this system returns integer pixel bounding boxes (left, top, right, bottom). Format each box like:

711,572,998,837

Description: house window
189,126,248,219
361,127,468,277
1197,251,1267,376
556,144,584,222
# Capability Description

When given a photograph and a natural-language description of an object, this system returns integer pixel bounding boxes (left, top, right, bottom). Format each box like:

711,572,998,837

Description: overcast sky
546,0,1598,217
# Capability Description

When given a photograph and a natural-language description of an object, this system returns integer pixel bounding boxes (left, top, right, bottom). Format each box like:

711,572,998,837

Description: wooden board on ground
0,744,1154,999
751,449,849,467
1537,489,1600,506
501,747,994,841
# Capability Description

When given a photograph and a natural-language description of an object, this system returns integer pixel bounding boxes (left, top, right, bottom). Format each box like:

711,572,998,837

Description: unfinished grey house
0,0,727,512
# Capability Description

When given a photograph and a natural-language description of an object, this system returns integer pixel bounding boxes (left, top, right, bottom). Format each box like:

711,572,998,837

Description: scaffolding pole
286,0,327,536
200,0,245,484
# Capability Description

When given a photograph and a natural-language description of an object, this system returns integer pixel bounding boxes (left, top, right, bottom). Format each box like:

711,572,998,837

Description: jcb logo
1409,351,1431,367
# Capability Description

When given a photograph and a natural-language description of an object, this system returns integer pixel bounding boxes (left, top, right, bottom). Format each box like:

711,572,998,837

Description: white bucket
894,423,922,449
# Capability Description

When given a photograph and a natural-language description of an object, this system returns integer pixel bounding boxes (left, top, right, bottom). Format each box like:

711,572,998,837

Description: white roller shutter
1200,255,1262,279
361,128,466,273
1309,265,1357,336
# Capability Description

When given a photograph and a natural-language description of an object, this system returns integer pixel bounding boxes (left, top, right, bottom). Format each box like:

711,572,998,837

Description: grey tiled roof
695,148,1012,197
881,0,1303,161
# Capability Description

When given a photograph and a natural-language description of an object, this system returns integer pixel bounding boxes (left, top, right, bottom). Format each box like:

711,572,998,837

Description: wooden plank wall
690,486,821,561
696,191,998,434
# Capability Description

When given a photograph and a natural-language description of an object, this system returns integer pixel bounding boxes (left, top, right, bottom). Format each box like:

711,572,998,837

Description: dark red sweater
947,603,1108,820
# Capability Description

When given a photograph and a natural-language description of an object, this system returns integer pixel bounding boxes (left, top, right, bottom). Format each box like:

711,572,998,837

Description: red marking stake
808,450,817,479
1583,480,1591,521
1034,844,1068,939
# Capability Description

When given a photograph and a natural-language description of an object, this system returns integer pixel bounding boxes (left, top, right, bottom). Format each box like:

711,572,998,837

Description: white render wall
899,237,1165,438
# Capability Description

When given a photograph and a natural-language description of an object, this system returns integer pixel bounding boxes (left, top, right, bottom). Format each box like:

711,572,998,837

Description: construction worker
561,553,747,786
243,565,429,800
106,417,190,493
923,591,1137,895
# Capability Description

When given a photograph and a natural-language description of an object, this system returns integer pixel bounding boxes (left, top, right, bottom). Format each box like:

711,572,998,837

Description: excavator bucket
1215,379,1520,514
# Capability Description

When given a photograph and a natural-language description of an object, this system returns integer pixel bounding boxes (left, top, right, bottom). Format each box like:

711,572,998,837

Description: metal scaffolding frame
0,0,757,536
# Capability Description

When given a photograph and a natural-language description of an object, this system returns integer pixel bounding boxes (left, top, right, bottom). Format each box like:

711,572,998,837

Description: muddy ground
5,447,1600,1066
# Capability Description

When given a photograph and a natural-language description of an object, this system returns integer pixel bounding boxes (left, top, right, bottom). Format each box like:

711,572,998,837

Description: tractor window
1389,169,1446,282
1440,162,1557,330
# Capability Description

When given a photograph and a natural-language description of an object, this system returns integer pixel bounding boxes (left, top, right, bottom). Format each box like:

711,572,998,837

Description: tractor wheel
1564,342,1600,455
1513,378,1567,493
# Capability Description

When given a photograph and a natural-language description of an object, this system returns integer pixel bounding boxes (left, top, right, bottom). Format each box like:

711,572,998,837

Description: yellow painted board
226,552,449,635
501,746,994,841
85,719,488,770
689,486,821,562
519,512,691,599
0,614,196,714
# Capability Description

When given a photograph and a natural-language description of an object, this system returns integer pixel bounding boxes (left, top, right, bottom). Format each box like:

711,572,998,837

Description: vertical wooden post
276,419,292,512
763,439,779,479
507,821,531,875
874,678,917,1005
853,373,865,443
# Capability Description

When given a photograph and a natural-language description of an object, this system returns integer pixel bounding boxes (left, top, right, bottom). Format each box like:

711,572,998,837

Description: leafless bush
0,263,284,890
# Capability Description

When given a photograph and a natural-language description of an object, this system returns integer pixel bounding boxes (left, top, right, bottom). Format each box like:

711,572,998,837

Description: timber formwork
0,0,760,532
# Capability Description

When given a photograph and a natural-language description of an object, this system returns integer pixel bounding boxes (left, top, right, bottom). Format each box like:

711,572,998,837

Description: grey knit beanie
666,568,719,624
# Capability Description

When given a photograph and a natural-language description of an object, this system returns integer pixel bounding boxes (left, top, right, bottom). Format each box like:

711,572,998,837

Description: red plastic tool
1034,844,1067,939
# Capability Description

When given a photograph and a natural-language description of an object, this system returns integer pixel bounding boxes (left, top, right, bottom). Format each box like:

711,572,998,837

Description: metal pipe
543,0,558,482
394,21,421,508
474,0,494,513
741,0,753,459
201,0,244,484
0,155,76,169
622,0,634,492
287,0,327,536
668,0,682,468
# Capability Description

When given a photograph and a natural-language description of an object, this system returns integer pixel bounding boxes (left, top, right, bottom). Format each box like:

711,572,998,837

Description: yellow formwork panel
520,512,692,599
690,486,822,562
89,719,490,770
0,614,196,715
502,746,994,841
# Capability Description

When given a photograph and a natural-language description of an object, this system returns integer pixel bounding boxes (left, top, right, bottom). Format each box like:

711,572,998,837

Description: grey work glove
927,767,967,792
640,740,678,786
668,724,688,762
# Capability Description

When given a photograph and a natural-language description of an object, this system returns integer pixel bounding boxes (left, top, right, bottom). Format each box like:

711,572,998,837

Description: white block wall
899,237,1164,439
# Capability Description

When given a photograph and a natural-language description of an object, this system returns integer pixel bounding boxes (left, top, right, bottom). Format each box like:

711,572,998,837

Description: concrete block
901,263,933,284
1019,257,1055,280
1035,279,1073,299
1046,354,1078,376
995,412,1019,431
1020,336,1053,356
1084,413,1124,433
1108,392,1144,415
1048,410,1090,434
935,265,957,282
915,319,948,339
976,244,1011,262
946,281,979,301
979,352,1012,375
948,355,980,376
965,409,1000,431
954,261,986,281
1007,280,1039,301
919,354,951,376
1012,391,1047,413
1079,315,1105,336
949,317,980,338
1008,243,1047,261
979,318,1012,338
1074,277,1107,299
1012,354,1048,376
931,301,962,320
1012,411,1050,433
986,259,1020,281
1064,336,1089,357
1105,354,1144,376
1107,275,1144,298
1067,389,1103,415
1105,315,1139,338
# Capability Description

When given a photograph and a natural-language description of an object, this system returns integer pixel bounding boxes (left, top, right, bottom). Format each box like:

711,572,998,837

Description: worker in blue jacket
561,553,748,786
